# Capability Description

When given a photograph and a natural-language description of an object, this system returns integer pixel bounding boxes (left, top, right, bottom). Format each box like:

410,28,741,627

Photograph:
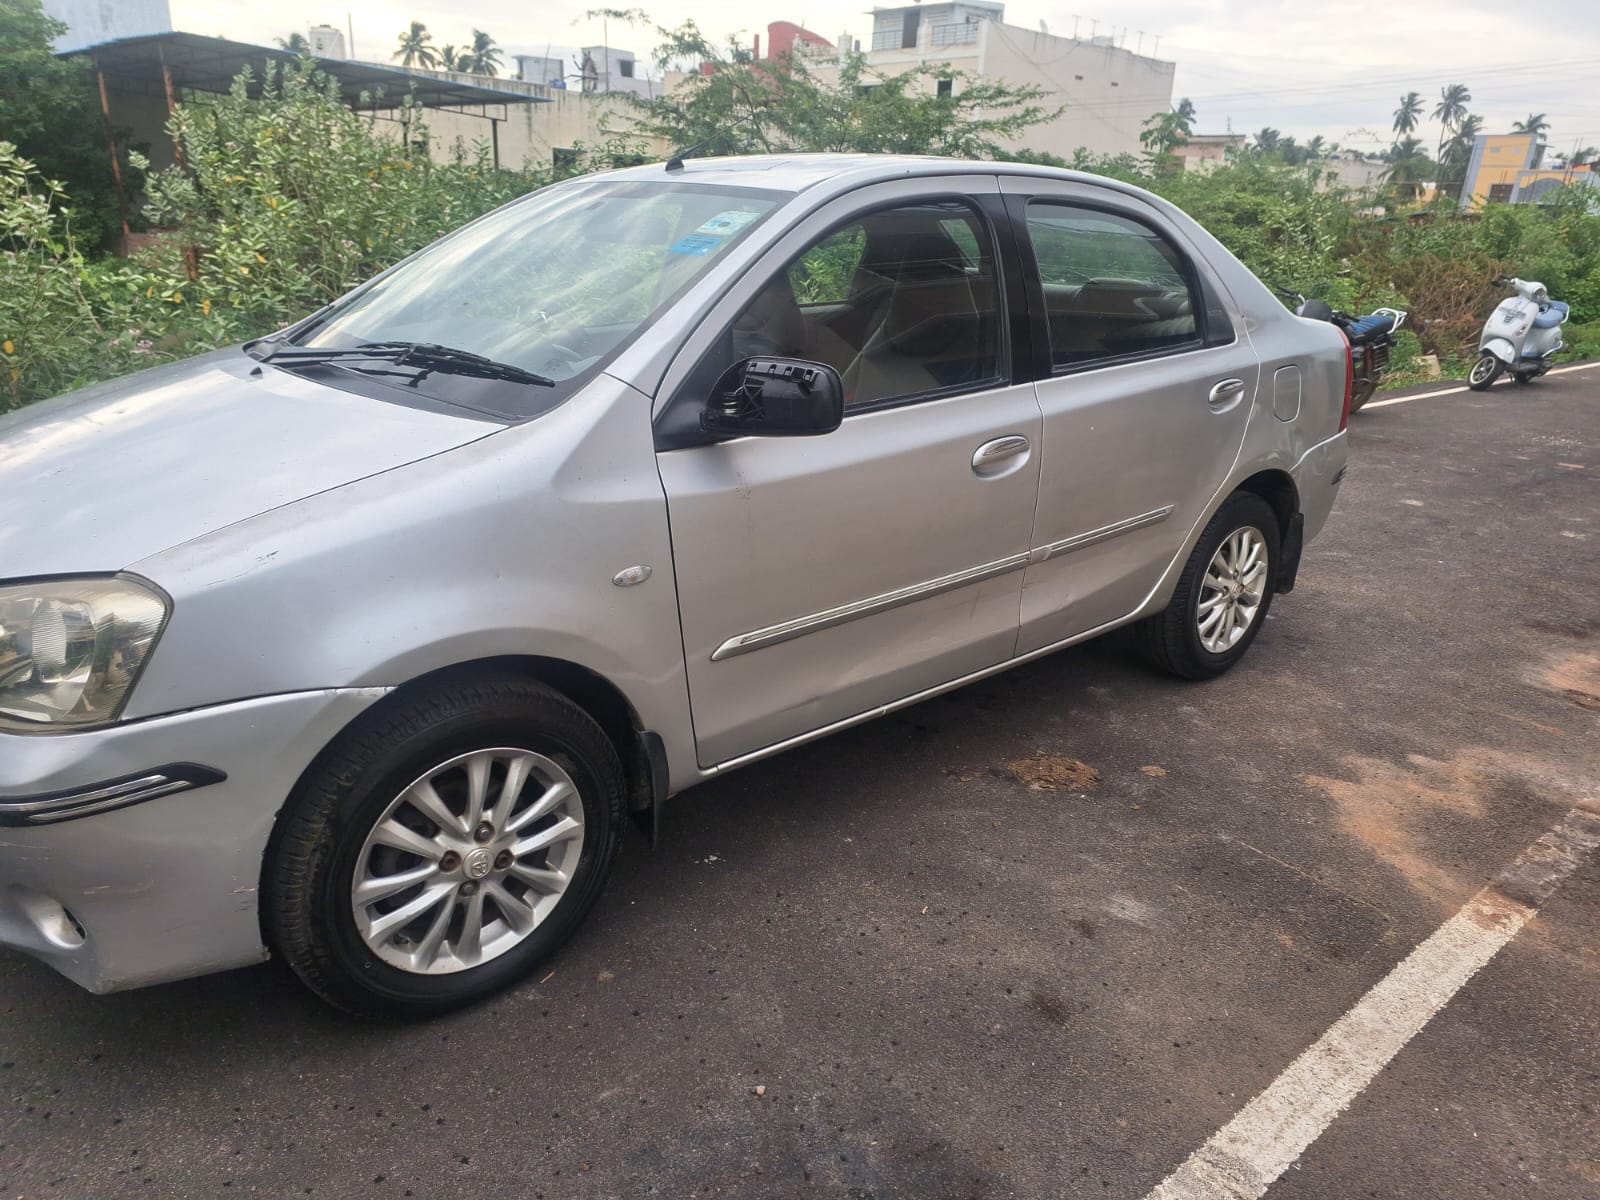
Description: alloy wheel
1197,527,1269,654
351,748,584,974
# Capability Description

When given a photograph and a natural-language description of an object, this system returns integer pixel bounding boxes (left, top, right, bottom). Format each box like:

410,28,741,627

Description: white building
834,3,1176,159
41,0,172,52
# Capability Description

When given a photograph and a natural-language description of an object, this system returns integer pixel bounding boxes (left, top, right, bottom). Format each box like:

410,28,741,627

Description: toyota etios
0,156,1349,1016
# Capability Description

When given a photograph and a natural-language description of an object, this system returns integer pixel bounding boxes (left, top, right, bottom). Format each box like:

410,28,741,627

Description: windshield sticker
668,234,723,257
696,210,764,237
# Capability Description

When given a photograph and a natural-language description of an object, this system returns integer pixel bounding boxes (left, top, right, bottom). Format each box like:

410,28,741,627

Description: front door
655,180,1041,767
999,180,1261,653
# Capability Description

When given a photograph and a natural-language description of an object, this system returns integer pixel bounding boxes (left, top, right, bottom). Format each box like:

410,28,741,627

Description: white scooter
1468,276,1569,390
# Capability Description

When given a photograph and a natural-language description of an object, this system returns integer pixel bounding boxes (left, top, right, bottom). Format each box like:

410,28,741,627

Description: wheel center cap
463,848,494,880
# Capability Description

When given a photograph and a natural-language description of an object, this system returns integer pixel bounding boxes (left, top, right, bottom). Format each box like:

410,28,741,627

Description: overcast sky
169,1,1600,153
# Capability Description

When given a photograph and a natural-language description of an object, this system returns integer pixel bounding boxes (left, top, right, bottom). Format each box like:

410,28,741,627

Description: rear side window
1025,202,1202,369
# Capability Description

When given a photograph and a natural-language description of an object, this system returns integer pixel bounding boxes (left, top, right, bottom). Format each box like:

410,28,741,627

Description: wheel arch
260,654,662,945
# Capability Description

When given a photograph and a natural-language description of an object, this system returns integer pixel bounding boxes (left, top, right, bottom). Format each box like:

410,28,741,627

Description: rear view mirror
700,358,844,438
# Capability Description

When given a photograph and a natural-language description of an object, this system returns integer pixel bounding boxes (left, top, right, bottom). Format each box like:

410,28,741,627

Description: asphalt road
4,369,1598,1200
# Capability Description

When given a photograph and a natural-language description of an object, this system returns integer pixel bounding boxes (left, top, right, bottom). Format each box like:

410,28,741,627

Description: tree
1251,127,1282,154
1305,135,1327,160
1392,91,1424,135
1512,112,1549,137
437,44,462,71
276,32,310,54
625,21,1058,159
465,29,502,76
394,21,438,69
1439,113,1483,196
0,0,134,249
1175,96,1197,125
1382,136,1434,202
1432,83,1471,169
1572,146,1598,166
1140,108,1193,168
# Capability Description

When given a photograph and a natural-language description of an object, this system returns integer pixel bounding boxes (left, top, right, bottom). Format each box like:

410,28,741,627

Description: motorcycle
1468,276,1569,390
1278,290,1409,413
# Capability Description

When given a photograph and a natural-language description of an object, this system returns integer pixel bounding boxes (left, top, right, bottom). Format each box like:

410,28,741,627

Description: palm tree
1305,135,1327,159
1382,136,1433,201
394,21,439,69
276,32,310,54
1392,91,1424,136
466,29,502,76
1439,113,1483,196
1432,83,1471,167
1175,96,1197,125
1253,127,1282,154
438,44,462,71
1572,146,1599,166
1512,112,1549,137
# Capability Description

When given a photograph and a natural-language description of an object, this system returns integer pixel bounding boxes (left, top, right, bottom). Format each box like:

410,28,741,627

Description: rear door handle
1209,378,1247,406
972,434,1031,476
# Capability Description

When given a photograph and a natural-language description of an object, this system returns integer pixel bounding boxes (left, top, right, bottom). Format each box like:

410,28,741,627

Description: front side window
1026,202,1201,368
697,200,1004,413
277,180,783,419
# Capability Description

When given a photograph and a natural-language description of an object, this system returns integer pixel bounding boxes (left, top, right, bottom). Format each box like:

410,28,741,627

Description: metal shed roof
68,31,549,113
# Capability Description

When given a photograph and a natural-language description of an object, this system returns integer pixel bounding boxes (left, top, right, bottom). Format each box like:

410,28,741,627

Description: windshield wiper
260,341,555,387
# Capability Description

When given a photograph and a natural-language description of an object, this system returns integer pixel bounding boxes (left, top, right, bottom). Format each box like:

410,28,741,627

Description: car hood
0,349,497,577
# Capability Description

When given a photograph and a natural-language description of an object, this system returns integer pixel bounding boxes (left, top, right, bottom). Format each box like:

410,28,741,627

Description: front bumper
0,688,387,993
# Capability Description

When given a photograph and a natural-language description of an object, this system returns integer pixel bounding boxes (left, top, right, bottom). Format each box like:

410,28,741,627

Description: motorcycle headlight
0,577,169,732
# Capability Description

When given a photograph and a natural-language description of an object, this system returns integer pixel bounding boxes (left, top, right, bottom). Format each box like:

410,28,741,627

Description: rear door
999,178,1261,653
653,177,1042,767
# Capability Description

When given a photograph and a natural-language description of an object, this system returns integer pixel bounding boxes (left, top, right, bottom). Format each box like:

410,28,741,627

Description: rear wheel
266,677,625,1019
1134,492,1280,680
1349,376,1378,412
1468,354,1501,391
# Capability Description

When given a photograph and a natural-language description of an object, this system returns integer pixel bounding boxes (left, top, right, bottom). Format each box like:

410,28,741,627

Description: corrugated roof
66,31,548,111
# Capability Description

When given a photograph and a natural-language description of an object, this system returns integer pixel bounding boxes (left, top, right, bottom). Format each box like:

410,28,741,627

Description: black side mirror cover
700,358,844,438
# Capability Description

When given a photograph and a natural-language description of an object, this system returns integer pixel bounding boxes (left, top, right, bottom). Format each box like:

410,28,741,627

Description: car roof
600,152,1151,202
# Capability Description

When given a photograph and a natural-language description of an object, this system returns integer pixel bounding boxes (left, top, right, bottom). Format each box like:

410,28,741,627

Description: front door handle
1209,378,1247,406
972,434,1031,477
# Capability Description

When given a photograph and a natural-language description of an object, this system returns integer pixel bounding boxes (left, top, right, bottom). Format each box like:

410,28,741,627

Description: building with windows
1172,133,1246,172
820,3,1176,159
1458,132,1599,209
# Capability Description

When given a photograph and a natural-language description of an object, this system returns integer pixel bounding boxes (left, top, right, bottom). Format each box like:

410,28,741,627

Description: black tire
1349,377,1377,412
1467,354,1501,391
265,677,625,1019
1134,492,1280,681
1512,371,1534,386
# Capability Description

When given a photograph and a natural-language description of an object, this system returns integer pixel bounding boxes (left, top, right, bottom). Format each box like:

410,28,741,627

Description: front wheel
1133,492,1280,680
1467,353,1501,391
265,677,625,1019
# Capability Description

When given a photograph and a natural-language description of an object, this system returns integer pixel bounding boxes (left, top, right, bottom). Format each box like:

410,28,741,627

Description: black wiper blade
263,341,555,387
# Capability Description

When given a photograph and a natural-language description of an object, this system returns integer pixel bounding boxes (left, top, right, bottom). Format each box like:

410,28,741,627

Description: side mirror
700,358,844,439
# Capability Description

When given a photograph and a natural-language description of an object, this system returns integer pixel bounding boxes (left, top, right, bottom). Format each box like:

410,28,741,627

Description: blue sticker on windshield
668,235,722,256
697,210,763,237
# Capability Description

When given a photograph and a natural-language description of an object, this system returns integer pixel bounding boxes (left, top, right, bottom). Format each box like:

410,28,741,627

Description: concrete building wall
42,0,172,52
1460,133,1539,209
823,17,1173,159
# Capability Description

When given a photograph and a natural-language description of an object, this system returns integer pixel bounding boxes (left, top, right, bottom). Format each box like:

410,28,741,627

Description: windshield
280,179,786,419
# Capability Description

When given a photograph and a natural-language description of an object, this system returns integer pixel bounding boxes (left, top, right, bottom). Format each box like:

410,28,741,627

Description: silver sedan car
0,155,1349,1016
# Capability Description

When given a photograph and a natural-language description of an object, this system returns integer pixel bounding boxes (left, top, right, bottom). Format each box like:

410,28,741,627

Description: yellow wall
1463,133,1536,209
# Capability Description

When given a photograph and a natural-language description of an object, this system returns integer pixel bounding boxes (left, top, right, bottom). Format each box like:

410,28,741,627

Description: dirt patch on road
1305,751,1506,905
1006,753,1101,792
1540,651,1600,711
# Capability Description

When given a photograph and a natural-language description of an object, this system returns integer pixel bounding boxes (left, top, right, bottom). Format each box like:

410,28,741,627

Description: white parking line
1364,361,1600,409
1142,806,1600,1200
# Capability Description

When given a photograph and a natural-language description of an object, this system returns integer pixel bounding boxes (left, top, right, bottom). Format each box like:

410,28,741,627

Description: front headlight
0,577,169,732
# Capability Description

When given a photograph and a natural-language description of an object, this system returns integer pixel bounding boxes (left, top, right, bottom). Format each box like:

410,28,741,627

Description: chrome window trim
711,505,1174,662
